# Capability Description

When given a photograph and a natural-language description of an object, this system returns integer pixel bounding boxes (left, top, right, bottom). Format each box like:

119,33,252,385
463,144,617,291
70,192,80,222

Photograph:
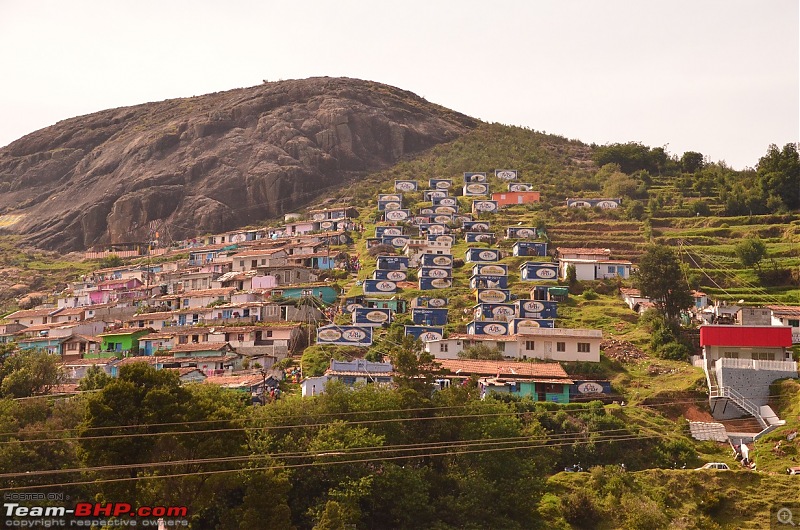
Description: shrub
561,489,602,529
656,342,689,361
582,289,598,300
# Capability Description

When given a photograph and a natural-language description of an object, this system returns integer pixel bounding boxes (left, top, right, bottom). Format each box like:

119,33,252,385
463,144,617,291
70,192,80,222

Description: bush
368,244,396,258
459,343,504,360
656,342,689,361
582,289,598,300
561,489,602,529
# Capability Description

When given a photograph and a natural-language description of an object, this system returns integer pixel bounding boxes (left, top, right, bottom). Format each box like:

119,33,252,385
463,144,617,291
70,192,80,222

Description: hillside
0,77,476,252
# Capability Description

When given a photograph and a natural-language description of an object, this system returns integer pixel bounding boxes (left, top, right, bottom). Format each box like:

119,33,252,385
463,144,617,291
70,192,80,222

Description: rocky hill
0,77,476,251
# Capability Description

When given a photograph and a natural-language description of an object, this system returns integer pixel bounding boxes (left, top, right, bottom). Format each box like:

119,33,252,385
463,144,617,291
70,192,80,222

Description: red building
492,191,541,207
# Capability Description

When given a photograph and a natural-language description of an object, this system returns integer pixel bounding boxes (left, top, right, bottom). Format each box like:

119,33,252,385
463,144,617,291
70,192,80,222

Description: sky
0,0,797,170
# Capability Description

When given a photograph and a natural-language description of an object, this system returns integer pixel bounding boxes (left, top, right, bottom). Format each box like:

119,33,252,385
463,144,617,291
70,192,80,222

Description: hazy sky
1,0,797,169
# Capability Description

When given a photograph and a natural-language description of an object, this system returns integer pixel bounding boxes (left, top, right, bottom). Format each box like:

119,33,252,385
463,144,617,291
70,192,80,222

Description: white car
695,463,730,471
788,466,800,475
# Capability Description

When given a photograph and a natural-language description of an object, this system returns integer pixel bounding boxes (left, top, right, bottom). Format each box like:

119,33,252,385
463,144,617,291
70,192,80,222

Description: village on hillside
1,169,798,454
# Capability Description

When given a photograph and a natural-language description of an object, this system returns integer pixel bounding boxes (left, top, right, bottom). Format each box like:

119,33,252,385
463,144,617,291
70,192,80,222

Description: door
544,342,553,358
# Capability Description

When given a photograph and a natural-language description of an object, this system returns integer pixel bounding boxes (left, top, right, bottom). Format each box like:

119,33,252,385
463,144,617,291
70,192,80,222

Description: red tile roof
437,359,569,379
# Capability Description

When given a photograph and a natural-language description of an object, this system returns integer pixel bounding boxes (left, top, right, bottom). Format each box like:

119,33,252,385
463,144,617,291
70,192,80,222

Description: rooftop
437,359,570,379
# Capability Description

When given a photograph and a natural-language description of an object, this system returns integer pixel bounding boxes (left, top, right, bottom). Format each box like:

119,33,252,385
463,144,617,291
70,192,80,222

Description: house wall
771,315,800,343
596,264,631,280
301,376,330,397
559,262,596,281
715,363,798,407
516,336,600,362
703,345,789,363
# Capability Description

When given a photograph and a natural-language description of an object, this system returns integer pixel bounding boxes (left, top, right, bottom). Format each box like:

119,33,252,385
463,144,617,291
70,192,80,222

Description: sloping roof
766,305,800,318
124,312,176,322
182,288,235,297
204,374,267,388
437,359,570,379
699,325,792,348
619,288,642,297
61,357,117,366
171,342,230,353
4,307,60,319
556,247,611,256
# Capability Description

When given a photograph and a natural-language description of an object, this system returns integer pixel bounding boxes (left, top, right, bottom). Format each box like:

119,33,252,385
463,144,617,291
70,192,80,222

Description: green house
95,329,152,358
277,285,340,305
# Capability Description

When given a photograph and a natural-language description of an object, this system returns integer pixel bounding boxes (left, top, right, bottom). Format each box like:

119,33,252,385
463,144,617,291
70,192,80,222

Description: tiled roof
182,288,235,297
556,247,611,255
170,342,230,353
124,312,176,321
61,357,117,366
4,308,60,319
619,288,642,296
766,305,800,317
204,375,266,387
437,359,569,379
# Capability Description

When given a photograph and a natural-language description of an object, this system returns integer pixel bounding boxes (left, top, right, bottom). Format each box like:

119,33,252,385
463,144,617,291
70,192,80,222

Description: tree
98,254,123,268
388,335,439,395
634,246,693,320
680,151,704,173
458,343,504,360
757,143,800,210
0,349,63,397
735,237,767,271
77,365,111,391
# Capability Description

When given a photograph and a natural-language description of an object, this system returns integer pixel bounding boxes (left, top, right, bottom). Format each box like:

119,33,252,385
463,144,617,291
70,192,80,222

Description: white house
301,359,395,397
766,305,800,343
402,240,452,267
424,328,603,362
559,258,632,281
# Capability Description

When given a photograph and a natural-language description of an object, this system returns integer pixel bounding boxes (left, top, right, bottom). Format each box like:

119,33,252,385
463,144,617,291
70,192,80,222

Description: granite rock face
0,77,476,251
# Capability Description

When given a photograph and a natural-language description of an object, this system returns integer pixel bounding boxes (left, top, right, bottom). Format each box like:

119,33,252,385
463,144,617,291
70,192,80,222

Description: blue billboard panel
418,223,449,235
519,262,559,281
465,248,500,262
506,226,537,239
428,234,455,244
473,303,517,321
404,326,445,342
508,183,534,192
515,299,558,319
377,199,403,211
378,193,403,202
566,198,621,208
495,169,518,180
464,172,487,183
467,321,510,336
419,277,453,290
472,200,499,214
420,253,453,268
317,325,373,346
463,182,489,196
352,307,393,327
411,296,448,308
363,279,398,295
411,307,449,326
424,190,448,201
469,275,508,289
432,196,459,207
512,241,548,257
394,180,418,192
471,263,508,276
462,221,491,232
475,289,511,304
429,179,453,190
384,209,411,222
509,318,555,334
420,267,452,279
465,232,496,244
381,235,411,248
376,256,409,270
375,226,404,238
433,205,459,215
570,380,613,398
373,269,408,282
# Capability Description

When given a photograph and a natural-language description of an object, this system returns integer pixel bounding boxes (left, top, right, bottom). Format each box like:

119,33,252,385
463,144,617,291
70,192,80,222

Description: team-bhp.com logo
4,502,188,526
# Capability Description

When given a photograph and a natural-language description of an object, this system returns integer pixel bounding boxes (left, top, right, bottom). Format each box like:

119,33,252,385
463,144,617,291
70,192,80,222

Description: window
67,342,78,351
608,266,615,274
556,342,566,352
302,289,313,296
237,334,245,342
723,351,739,359
525,340,535,351
179,336,188,344
266,330,273,337
752,352,772,361
239,260,244,267
577,343,591,353
789,319,800,327
497,342,505,352
261,259,266,265
440,343,448,353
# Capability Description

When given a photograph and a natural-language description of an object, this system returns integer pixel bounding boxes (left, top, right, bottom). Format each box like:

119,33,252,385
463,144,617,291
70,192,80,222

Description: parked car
695,462,730,471
787,466,800,475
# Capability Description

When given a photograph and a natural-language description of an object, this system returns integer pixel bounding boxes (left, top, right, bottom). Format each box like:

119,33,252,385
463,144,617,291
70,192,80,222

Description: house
4,308,61,327
425,328,603,362
124,311,178,330
60,334,101,361
437,359,573,403
301,359,395,397
95,329,153,358
231,249,288,272
16,336,65,355
558,258,632,281
61,357,116,381
0,322,27,344
178,288,236,309
205,373,279,396
620,287,653,313
48,307,87,324
736,307,772,326
270,284,339,305
402,240,452,267
766,305,800,343
491,191,541,207
557,247,612,260
170,367,208,383
699,325,797,430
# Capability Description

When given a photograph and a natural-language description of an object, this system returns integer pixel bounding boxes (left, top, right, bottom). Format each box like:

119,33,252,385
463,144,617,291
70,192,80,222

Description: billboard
317,325,373,346
463,182,489,196
424,190,449,201
472,200,499,214
419,277,453,290
462,221,491,232
418,207,435,215
465,248,500,262
472,263,508,276
429,178,453,190
515,299,558,319
419,223,448,235
520,262,559,281
473,303,517,321
464,172,487,183
469,274,508,289
377,199,403,211
495,169,518,180
432,196,459,207
394,180,418,192
381,235,411,248
419,267,452,279
384,209,410,222
513,241,548,257
375,226,403,238
506,226,537,239
363,279,398,295
352,307,393,327
508,183,534,192
412,296,448,308
421,254,454,268
476,289,511,303
509,318,555,334
467,321,510,336
566,198,621,209
342,296,365,314
378,193,402,202
373,269,408,282
428,234,455,244
465,232,496,244
411,307,449,326
404,326,445,342
376,256,409,270
434,205,458,215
